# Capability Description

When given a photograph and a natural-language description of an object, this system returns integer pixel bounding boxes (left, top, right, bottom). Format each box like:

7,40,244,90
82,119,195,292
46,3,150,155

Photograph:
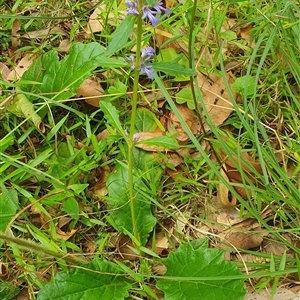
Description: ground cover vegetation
0,0,300,299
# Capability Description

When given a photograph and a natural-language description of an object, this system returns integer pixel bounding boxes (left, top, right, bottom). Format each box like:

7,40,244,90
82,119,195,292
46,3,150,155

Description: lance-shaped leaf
156,239,246,300
37,258,132,300
106,164,157,246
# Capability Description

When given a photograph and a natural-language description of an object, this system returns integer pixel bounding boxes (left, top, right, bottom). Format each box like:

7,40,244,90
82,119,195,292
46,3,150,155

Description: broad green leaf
0,185,19,232
8,93,43,130
105,15,136,57
153,62,196,78
231,75,256,97
20,43,106,101
63,197,79,221
156,239,247,300
175,87,199,110
135,108,158,132
107,164,157,245
37,258,132,300
100,100,125,137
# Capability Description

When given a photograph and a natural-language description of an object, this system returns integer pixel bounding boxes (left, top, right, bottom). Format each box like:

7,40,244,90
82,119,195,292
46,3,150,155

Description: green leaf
8,93,43,130
175,87,199,110
156,239,246,300
231,75,256,97
105,15,136,57
135,108,158,132
156,48,194,81
37,258,132,300
108,81,127,95
106,164,157,246
100,100,125,137
63,198,79,221
0,282,20,300
136,135,180,150
20,43,106,101
153,62,196,78
0,185,19,232
0,134,14,152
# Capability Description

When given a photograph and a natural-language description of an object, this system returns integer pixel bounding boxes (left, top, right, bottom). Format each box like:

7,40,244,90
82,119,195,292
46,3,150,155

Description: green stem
0,233,89,264
127,1,144,247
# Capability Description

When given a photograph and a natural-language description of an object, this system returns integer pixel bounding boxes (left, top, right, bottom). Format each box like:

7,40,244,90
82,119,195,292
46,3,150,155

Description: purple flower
153,2,171,15
125,0,139,15
125,46,155,79
140,64,154,79
141,46,155,62
142,6,160,26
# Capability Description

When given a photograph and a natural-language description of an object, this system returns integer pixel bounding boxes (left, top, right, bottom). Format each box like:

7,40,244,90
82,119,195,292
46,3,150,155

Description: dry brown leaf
0,62,11,81
201,72,237,131
96,128,110,141
90,165,110,197
56,228,77,241
21,26,66,39
9,19,21,61
239,23,255,47
217,167,237,207
133,130,168,152
167,104,201,143
7,54,38,81
58,39,72,53
86,8,103,34
76,78,104,107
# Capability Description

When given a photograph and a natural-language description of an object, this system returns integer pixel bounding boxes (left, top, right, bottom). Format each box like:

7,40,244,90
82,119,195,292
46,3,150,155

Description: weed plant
0,0,300,299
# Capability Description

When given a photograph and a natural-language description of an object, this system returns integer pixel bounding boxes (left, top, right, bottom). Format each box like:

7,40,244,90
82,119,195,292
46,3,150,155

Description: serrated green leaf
37,258,132,300
105,15,136,57
107,164,157,245
156,239,246,300
100,100,125,137
0,185,19,232
153,62,196,77
175,87,199,110
20,43,106,101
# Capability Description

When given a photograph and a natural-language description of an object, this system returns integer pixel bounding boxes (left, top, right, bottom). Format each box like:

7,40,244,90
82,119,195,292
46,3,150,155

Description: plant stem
127,1,144,247
0,233,90,264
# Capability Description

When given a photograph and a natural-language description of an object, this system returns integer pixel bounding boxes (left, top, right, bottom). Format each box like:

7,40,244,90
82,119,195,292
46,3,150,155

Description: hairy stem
0,233,90,264
127,1,144,246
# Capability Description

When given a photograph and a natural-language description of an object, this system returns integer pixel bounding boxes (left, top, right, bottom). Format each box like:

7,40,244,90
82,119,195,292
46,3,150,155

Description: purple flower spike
142,6,160,26
125,0,139,15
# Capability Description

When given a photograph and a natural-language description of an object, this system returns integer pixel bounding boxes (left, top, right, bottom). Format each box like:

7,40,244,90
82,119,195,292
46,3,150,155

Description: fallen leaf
76,78,104,107
217,167,237,207
7,54,38,81
56,228,77,241
0,62,11,81
90,165,110,197
86,8,103,34
201,72,237,131
167,104,201,143
21,26,66,39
